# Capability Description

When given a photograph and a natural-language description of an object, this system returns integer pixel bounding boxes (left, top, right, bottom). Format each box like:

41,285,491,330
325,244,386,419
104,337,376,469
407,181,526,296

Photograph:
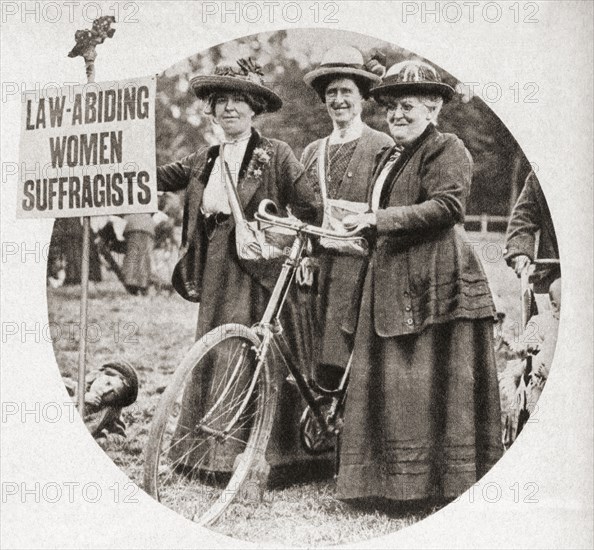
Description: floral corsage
246,145,273,181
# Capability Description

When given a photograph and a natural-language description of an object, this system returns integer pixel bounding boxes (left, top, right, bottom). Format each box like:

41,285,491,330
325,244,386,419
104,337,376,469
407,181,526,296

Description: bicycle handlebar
255,199,369,241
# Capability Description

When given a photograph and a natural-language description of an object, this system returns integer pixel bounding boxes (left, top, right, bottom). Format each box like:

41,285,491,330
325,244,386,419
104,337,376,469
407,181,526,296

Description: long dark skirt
337,269,503,501
171,220,331,473
314,254,366,370
122,231,153,291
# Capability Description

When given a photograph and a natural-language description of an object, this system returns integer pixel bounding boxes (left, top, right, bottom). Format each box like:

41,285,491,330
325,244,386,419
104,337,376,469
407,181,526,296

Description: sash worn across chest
197,128,267,215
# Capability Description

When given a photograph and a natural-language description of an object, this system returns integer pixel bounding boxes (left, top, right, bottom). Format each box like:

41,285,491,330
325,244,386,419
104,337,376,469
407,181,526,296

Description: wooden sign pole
77,222,90,415
68,16,116,417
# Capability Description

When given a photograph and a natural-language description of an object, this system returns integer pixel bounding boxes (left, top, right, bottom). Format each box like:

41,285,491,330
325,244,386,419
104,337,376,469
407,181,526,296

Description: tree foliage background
155,29,532,217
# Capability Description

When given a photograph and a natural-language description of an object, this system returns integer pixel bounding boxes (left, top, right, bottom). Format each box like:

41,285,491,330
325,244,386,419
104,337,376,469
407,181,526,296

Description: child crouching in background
63,361,139,450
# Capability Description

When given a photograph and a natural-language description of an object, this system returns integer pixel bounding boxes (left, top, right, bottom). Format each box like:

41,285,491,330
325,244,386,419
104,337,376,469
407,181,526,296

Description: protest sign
17,75,157,219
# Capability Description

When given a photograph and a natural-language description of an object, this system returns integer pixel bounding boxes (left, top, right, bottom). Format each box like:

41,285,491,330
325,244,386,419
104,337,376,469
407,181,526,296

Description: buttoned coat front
336,124,502,502
343,124,495,338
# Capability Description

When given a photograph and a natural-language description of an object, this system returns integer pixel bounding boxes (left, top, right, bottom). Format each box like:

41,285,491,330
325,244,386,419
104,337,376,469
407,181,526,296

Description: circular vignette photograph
46,28,561,546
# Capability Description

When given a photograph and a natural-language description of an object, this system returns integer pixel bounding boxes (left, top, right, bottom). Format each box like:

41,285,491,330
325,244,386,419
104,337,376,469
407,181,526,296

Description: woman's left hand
342,212,377,230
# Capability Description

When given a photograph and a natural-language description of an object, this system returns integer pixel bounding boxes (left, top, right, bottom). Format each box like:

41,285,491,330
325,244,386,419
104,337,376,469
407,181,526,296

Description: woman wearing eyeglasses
338,60,503,505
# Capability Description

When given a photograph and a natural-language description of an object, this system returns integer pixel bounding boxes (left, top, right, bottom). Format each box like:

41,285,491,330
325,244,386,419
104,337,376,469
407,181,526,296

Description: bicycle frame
248,200,364,437
196,200,363,444
144,201,367,525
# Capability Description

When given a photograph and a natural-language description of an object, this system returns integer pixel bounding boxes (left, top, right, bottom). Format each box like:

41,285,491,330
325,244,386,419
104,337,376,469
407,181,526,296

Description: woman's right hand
342,212,377,231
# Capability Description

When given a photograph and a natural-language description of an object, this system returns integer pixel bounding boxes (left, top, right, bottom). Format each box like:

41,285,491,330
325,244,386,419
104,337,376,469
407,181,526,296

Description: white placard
17,76,157,219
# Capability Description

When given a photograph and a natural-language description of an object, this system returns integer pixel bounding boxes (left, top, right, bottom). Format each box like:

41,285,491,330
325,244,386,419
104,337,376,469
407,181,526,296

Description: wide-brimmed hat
304,46,385,99
371,59,456,102
190,58,282,113
100,361,139,407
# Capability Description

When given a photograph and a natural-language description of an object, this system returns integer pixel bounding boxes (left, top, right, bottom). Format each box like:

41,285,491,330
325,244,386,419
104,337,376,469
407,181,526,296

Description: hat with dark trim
190,57,282,113
304,46,385,99
100,361,138,407
371,59,456,102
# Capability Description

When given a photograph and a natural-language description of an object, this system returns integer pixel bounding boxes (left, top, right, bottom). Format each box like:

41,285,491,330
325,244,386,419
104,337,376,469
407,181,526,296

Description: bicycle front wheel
144,323,276,526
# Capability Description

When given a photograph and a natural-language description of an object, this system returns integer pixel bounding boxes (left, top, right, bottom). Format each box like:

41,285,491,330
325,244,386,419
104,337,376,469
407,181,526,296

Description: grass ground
48,232,524,546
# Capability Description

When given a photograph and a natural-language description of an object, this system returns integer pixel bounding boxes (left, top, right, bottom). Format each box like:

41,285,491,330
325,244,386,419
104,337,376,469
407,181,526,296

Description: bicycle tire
144,323,277,526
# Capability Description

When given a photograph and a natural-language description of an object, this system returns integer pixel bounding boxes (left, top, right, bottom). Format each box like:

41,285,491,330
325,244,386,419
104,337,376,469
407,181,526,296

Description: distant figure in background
300,46,393,388
150,209,178,293
524,278,561,408
504,170,560,294
158,191,183,227
502,169,560,445
48,218,102,286
152,210,176,250
63,361,139,450
95,216,127,255
499,278,561,446
122,213,155,296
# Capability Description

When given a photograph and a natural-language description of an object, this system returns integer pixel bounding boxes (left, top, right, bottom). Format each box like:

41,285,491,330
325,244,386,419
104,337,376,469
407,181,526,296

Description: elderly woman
156,59,321,476
300,46,393,387
338,60,503,504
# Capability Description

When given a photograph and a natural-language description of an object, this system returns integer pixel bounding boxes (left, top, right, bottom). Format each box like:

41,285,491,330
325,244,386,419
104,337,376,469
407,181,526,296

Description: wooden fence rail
465,214,509,235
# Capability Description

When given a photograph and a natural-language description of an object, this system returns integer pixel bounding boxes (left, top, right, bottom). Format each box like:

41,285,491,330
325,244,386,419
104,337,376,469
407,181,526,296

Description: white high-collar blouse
201,132,251,216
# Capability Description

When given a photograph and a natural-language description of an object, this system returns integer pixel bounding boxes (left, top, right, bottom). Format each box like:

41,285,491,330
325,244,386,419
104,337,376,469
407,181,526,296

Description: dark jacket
300,125,393,365
344,124,495,338
504,171,560,293
157,128,304,300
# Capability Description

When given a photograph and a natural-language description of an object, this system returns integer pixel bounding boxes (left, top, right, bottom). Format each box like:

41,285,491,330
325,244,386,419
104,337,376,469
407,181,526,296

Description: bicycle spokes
150,333,270,523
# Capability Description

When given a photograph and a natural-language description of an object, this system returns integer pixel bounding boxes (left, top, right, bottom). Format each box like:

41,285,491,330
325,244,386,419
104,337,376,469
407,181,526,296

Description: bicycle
143,200,367,526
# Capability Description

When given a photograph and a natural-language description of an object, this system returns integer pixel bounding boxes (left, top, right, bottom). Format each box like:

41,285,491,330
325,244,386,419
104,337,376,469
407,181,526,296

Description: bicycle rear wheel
144,323,277,526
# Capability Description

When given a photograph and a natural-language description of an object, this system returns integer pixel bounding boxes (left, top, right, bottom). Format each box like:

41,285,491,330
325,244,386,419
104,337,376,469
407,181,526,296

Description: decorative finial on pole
68,15,116,82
